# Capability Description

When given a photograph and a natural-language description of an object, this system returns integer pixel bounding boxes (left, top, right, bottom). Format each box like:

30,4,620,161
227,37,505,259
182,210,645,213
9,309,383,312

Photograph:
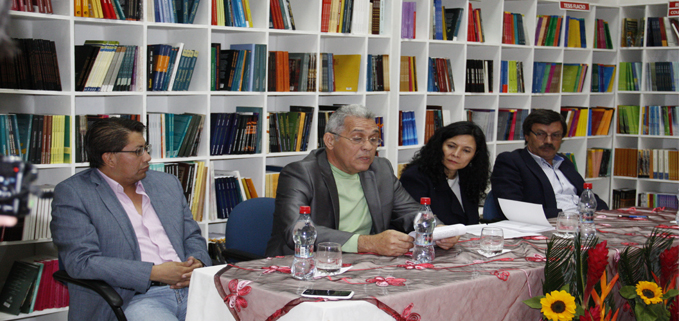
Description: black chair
480,190,504,223
52,269,127,321
221,197,275,262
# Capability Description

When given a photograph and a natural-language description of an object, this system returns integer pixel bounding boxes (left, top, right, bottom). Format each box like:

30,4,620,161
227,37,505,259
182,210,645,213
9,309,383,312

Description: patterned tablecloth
205,208,678,321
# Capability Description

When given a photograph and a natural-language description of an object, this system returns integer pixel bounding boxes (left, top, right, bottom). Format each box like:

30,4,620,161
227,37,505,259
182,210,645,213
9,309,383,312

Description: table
186,208,678,321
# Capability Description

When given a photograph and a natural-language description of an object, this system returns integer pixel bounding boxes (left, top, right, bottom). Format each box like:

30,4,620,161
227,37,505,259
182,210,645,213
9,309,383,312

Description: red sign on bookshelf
559,1,590,11
669,1,679,16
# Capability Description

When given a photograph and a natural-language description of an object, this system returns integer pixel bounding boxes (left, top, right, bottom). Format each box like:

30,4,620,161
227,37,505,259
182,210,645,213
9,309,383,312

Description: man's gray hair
325,104,375,135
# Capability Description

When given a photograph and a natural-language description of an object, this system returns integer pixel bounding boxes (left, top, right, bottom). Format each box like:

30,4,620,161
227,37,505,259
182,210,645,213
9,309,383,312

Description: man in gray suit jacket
51,118,210,321
266,105,460,257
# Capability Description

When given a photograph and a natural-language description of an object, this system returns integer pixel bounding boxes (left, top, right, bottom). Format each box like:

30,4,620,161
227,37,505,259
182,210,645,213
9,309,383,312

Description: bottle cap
420,197,431,205
299,206,310,214
583,183,593,189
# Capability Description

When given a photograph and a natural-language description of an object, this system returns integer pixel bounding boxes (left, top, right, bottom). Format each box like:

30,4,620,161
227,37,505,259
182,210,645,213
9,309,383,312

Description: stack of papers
466,198,555,239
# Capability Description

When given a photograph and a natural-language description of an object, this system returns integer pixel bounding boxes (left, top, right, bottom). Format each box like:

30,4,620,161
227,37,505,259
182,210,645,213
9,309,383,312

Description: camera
0,156,39,218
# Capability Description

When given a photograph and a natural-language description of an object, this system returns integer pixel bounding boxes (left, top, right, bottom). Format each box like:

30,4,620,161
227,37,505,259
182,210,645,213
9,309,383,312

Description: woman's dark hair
85,118,145,168
405,121,490,205
522,109,567,142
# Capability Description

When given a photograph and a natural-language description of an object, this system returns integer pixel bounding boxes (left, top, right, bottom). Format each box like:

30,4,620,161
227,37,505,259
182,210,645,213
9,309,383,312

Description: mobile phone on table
301,289,354,300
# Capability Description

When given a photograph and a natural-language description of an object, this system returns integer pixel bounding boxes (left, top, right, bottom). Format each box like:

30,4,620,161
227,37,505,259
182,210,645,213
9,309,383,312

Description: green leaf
523,296,544,309
662,289,679,300
634,302,660,321
619,285,638,299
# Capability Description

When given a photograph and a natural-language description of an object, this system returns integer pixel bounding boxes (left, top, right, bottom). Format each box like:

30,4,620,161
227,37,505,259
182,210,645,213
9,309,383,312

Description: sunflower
635,281,663,305
540,290,577,321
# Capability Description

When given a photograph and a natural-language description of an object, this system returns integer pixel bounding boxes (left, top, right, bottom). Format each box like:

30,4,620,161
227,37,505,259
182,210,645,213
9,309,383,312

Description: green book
172,114,193,157
0,261,42,315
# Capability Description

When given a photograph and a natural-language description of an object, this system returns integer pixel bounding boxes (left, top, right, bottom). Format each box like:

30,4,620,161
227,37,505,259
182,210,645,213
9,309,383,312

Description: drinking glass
480,227,504,255
555,211,579,238
316,242,342,273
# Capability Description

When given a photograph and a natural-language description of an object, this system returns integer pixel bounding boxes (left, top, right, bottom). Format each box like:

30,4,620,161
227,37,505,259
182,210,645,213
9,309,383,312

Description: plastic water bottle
291,206,316,280
412,197,436,264
578,183,597,239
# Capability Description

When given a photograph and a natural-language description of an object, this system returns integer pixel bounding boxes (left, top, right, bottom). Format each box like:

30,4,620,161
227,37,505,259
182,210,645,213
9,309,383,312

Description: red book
569,109,580,137
44,0,52,14
211,0,217,25
321,0,331,32
467,2,474,41
11,0,18,10
507,111,517,140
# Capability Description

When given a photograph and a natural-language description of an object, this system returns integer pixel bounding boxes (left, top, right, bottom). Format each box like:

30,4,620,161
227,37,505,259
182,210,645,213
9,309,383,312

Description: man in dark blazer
266,105,460,257
51,118,210,321
491,109,608,219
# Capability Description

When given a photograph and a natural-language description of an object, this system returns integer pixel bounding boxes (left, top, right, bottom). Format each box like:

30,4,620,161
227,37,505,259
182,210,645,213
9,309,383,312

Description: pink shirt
98,170,181,265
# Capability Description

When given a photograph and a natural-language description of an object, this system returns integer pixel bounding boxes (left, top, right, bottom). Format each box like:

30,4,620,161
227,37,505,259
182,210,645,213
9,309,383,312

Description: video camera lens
0,156,38,218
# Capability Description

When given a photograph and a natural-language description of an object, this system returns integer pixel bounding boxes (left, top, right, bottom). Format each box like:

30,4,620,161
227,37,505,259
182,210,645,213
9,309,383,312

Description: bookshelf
1,0,678,320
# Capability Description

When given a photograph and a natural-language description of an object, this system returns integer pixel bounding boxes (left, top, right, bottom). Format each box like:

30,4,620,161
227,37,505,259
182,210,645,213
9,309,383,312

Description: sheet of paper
464,223,543,239
408,224,466,241
498,198,553,227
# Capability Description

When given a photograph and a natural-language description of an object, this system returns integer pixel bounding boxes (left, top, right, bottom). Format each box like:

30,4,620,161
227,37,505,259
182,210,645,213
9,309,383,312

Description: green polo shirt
330,164,372,252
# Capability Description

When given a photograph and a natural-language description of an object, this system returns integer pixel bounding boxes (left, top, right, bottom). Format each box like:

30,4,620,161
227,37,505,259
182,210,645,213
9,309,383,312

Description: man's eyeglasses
113,144,152,157
329,132,383,146
530,131,563,141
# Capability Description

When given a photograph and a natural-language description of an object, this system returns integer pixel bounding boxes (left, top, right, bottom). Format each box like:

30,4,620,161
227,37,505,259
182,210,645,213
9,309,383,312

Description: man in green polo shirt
266,105,460,257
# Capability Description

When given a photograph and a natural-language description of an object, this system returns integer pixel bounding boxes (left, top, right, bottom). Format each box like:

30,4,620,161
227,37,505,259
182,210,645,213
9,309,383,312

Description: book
0,261,42,315
331,54,361,92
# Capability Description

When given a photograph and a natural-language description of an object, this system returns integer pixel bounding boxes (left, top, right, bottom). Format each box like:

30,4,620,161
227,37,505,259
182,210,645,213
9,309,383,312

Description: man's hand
435,235,461,250
150,256,204,289
357,230,413,256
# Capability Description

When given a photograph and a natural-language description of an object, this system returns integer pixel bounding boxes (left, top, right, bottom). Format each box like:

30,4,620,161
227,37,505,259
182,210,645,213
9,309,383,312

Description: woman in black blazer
400,121,490,225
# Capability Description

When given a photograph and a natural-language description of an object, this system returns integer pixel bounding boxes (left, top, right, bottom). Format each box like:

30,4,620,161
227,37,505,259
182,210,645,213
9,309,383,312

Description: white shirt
446,174,463,210
527,150,579,213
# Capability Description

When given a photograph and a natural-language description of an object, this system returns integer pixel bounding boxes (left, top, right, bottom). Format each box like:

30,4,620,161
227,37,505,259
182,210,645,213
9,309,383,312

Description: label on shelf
669,1,679,16
559,1,590,11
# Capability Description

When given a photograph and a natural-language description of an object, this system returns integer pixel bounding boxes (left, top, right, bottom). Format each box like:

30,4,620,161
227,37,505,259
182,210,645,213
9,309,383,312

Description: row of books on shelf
641,105,678,136
613,148,679,181
268,107,314,153
400,2,416,39
211,172,245,219
502,11,528,45
0,258,67,316
465,59,493,93
75,42,139,92
431,3,463,41
423,106,444,144
399,56,418,92
267,51,317,92
320,0,371,34
0,185,54,243
585,148,611,178
366,54,390,92
316,105,339,148
593,18,613,49
647,62,678,92
535,15,562,47
561,63,588,93
564,16,586,48
466,3,484,43
74,0,141,20
212,43,267,92
146,113,205,159
398,110,417,146
561,107,614,137
427,57,454,93
591,64,616,93
645,17,679,47
638,192,679,210
612,188,636,209
499,60,525,93
264,166,281,198
466,109,494,142
320,53,360,92
532,62,562,93
496,109,528,141
617,105,640,135
209,110,261,156
1,114,71,165
0,38,61,91
11,0,53,13
617,62,641,91
150,161,207,221
269,0,295,30
148,44,199,91
212,0,251,27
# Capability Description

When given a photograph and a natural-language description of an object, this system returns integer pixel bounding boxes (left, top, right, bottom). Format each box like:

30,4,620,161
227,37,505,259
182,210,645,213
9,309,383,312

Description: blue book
434,0,443,40
230,44,257,91
233,0,246,27
579,18,586,48
171,114,192,157
15,114,32,161
532,62,544,93
184,51,199,91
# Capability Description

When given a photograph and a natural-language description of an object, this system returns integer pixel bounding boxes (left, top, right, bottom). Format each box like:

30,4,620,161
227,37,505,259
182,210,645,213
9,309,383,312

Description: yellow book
606,66,616,92
81,0,89,17
242,0,253,27
329,0,339,33
410,56,418,91
508,61,517,93
271,173,279,197
569,17,581,47
217,0,225,26
75,0,82,16
245,177,258,198
295,112,306,151
338,0,345,32
332,54,361,91
400,56,409,91
382,55,390,91
191,162,205,220
194,163,207,221
441,6,447,40
576,108,589,136
94,0,104,18
241,178,251,199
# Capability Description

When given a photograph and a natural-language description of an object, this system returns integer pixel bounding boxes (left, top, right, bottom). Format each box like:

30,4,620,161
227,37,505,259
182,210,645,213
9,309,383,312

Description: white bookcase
0,0,677,319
